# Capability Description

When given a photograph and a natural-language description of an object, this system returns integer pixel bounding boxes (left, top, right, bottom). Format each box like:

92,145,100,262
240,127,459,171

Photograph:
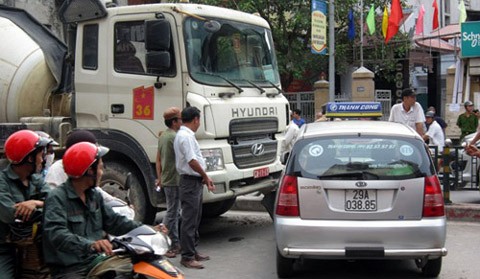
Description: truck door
107,13,182,159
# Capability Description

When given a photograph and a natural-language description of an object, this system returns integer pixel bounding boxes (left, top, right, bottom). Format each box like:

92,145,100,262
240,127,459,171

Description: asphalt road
159,211,480,279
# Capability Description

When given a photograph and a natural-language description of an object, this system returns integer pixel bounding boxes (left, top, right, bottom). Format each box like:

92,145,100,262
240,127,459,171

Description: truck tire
101,161,156,224
202,197,237,218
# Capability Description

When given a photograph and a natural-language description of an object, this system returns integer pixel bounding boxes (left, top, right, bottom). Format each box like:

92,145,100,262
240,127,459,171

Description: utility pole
360,0,364,67
328,0,335,101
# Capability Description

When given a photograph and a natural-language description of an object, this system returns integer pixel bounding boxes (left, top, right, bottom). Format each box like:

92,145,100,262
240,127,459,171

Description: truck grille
230,117,278,137
229,118,278,169
232,140,277,169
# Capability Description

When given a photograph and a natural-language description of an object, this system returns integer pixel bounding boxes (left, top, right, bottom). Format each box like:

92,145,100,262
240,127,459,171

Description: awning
414,24,460,53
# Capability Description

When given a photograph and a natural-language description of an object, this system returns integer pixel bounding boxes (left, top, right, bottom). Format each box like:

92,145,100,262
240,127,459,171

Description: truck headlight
201,148,224,171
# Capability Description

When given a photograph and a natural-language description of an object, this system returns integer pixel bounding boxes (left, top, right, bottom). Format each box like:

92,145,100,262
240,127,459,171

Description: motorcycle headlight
137,232,171,256
201,148,224,171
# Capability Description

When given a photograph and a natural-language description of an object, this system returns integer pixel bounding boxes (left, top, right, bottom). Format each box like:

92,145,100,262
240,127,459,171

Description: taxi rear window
288,136,434,180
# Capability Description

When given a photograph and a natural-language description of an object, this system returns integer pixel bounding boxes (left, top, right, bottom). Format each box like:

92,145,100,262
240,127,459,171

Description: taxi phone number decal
133,86,154,120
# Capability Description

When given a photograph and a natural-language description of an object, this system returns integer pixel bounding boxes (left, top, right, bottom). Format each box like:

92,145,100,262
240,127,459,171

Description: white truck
0,0,289,223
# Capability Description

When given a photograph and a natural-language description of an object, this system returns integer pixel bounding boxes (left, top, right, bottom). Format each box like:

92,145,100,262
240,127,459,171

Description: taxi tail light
276,175,299,216
423,175,445,217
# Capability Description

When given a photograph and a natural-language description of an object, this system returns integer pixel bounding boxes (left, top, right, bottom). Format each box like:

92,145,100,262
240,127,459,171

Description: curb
445,203,480,222
233,196,480,223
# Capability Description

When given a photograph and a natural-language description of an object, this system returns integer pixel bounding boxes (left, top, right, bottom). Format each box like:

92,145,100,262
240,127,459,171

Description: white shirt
426,120,445,153
174,126,206,176
389,102,426,131
44,160,68,187
281,122,299,154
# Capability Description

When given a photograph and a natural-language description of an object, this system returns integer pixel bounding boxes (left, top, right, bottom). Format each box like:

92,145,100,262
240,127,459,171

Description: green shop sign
461,21,480,58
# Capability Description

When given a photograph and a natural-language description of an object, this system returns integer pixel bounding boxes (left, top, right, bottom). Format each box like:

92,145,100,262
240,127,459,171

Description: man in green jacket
0,130,51,278
42,142,141,278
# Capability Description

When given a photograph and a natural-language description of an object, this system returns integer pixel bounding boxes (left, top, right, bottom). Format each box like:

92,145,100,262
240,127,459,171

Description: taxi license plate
253,167,269,179
345,189,377,211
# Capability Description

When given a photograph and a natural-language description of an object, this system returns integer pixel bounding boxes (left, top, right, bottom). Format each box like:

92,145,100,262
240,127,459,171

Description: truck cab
0,1,289,223
71,2,289,222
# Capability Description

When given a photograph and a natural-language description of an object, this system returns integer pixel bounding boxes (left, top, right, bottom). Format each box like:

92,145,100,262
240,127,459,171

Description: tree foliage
189,0,412,89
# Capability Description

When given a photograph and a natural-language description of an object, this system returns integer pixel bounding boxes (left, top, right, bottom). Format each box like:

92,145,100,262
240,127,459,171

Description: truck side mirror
145,19,171,51
146,52,171,74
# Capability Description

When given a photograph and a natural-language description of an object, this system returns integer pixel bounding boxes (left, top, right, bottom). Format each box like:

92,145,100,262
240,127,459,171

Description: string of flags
347,0,467,44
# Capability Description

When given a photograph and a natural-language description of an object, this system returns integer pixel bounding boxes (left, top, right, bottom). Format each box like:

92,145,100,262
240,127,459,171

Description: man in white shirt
388,88,425,135
281,112,299,154
423,111,445,153
174,106,215,269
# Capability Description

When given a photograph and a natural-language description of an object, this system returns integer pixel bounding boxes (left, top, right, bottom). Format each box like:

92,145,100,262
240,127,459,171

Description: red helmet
5,130,51,164
63,142,109,178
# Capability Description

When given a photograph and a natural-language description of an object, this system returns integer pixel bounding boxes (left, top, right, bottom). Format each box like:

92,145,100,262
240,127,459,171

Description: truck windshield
184,17,280,87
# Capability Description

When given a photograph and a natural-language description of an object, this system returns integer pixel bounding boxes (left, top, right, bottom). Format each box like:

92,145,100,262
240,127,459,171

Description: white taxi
274,120,447,278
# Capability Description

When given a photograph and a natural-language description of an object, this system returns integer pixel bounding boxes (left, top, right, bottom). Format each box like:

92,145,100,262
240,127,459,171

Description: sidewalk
232,189,480,222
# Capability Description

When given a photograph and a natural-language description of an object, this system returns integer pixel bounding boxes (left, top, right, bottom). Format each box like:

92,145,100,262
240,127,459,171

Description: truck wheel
202,197,236,218
101,162,156,224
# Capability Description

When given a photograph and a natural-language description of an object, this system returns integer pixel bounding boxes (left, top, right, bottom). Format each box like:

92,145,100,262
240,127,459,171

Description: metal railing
432,145,479,196
284,91,315,123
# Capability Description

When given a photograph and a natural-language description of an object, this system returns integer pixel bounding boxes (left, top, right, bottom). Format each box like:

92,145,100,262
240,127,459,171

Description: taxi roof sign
325,102,383,118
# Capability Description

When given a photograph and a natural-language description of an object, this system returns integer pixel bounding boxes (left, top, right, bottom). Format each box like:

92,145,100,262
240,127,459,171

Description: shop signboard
461,21,480,58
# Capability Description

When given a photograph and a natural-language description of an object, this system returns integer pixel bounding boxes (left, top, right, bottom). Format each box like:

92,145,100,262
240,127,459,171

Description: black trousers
179,175,203,260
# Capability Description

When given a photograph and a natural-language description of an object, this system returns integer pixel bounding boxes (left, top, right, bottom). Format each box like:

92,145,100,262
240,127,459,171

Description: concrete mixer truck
0,0,289,223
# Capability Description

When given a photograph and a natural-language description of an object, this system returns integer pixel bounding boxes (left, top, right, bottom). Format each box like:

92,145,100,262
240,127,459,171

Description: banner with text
311,0,327,55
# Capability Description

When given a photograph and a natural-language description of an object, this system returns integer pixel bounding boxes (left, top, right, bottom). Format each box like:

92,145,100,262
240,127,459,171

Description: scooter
87,225,184,279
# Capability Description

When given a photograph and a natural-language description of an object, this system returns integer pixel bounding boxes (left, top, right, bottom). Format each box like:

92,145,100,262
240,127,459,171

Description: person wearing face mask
35,131,59,177
0,130,51,278
42,142,143,279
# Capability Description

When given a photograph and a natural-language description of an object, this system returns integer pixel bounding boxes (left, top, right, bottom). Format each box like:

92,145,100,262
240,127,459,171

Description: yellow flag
382,6,389,39
459,0,467,23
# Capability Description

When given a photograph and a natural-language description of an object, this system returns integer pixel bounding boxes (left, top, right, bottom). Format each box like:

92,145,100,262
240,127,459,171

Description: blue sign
326,102,383,118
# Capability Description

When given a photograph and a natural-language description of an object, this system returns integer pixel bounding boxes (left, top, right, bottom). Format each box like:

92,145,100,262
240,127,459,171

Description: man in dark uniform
0,130,51,278
42,142,142,278
457,101,478,141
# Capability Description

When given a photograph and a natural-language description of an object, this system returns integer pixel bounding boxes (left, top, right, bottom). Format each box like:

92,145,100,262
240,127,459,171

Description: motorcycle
87,225,184,279
8,209,49,279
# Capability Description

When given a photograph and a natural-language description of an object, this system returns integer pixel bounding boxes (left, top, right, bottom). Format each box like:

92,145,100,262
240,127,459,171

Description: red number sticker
133,86,154,120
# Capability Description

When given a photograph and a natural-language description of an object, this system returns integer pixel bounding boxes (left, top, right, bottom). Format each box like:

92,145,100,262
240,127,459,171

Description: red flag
432,0,439,30
385,0,403,44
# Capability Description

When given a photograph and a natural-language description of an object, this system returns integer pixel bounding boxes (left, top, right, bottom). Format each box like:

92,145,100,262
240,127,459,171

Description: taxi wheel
420,257,442,277
276,249,294,278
